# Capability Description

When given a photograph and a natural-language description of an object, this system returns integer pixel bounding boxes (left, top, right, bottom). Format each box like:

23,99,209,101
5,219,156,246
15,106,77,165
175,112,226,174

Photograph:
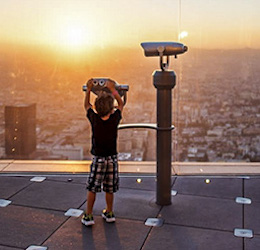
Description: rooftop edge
1,160,260,176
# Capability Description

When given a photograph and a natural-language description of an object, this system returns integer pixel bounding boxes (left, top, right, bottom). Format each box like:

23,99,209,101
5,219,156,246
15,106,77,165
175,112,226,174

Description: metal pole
153,70,176,206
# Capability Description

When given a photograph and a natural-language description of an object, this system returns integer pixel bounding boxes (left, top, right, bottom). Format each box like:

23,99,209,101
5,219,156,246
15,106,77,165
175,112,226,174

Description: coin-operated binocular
82,78,129,105
141,42,188,71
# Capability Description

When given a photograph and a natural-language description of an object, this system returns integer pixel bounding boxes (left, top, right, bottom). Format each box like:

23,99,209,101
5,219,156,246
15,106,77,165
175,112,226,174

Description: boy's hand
84,79,93,111
86,78,93,90
107,78,124,112
107,79,116,91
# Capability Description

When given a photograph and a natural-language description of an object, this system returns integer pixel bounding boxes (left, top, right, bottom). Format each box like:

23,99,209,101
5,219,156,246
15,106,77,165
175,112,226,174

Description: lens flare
178,31,188,40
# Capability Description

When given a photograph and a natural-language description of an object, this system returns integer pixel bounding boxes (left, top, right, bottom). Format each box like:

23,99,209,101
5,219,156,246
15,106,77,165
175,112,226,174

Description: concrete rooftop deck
0,160,260,250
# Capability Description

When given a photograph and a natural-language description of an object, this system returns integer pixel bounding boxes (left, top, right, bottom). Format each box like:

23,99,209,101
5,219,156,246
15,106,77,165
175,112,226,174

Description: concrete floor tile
107,188,160,221
45,176,88,185
0,161,13,172
245,202,260,235
0,205,66,249
10,180,86,211
120,176,157,191
245,178,260,203
143,224,242,250
44,217,150,250
0,246,23,250
160,194,242,231
0,245,23,250
4,161,90,173
120,176,176,192
81,188,160,221
245,235,260,250
172,177,242,199
0,177,31,199
0,164,8,172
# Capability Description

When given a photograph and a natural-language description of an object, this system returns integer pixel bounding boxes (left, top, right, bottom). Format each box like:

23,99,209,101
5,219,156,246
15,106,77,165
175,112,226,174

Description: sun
57,24,91,50
65,27,84,46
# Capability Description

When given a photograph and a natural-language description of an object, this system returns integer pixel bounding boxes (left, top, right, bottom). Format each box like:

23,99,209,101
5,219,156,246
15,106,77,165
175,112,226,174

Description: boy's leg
82,156,104,226
102,191,115,222
105,192,114,212
102,155,118,222
82,190,96,226
85,156,104,214
87,191,96,215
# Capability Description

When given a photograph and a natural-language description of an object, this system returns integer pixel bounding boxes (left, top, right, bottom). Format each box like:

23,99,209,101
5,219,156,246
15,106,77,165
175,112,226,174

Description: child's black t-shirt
87,108,122,156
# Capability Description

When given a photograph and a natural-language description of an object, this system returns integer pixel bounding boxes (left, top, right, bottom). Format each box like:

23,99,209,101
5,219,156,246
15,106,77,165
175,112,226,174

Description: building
52,145,84,160
5,104,36,159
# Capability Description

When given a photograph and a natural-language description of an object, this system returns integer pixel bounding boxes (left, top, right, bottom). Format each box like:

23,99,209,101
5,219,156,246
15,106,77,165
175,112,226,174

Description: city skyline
0,47,259,162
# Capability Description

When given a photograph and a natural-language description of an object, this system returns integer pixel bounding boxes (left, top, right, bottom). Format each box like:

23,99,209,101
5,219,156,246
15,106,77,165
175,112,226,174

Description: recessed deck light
205,179,211,184
136,178,142,183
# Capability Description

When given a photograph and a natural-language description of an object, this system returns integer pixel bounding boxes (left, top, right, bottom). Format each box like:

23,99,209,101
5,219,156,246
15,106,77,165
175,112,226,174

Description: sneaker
102,209,116,223
81,213,95,226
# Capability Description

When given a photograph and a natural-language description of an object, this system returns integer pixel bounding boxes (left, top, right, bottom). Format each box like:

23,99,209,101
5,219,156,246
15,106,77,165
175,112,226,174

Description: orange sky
0,0,259,53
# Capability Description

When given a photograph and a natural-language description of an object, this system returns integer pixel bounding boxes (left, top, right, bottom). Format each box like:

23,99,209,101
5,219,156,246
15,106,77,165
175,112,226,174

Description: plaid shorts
87,155,119,193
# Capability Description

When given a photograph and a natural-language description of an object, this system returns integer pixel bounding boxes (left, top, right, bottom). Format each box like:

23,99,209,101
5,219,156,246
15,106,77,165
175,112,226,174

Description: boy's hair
95,91,114,117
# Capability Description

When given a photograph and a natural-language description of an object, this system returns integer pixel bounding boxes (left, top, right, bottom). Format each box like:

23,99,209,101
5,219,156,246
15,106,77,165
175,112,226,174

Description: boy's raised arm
84,79,93,111
107,79,124,112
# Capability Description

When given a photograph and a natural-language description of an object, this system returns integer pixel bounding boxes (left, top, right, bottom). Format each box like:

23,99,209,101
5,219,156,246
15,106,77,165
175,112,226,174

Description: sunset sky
0,0,259,53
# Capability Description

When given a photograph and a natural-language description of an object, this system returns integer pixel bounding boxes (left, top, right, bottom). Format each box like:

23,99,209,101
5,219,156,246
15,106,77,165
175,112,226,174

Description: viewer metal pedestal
153,70,176,205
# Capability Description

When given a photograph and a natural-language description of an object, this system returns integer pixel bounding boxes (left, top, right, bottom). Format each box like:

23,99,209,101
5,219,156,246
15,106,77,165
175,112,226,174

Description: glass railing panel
0,0,259,170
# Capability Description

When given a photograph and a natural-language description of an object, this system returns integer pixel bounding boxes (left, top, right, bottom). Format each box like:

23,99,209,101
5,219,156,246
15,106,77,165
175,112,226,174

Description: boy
82,78,124,226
